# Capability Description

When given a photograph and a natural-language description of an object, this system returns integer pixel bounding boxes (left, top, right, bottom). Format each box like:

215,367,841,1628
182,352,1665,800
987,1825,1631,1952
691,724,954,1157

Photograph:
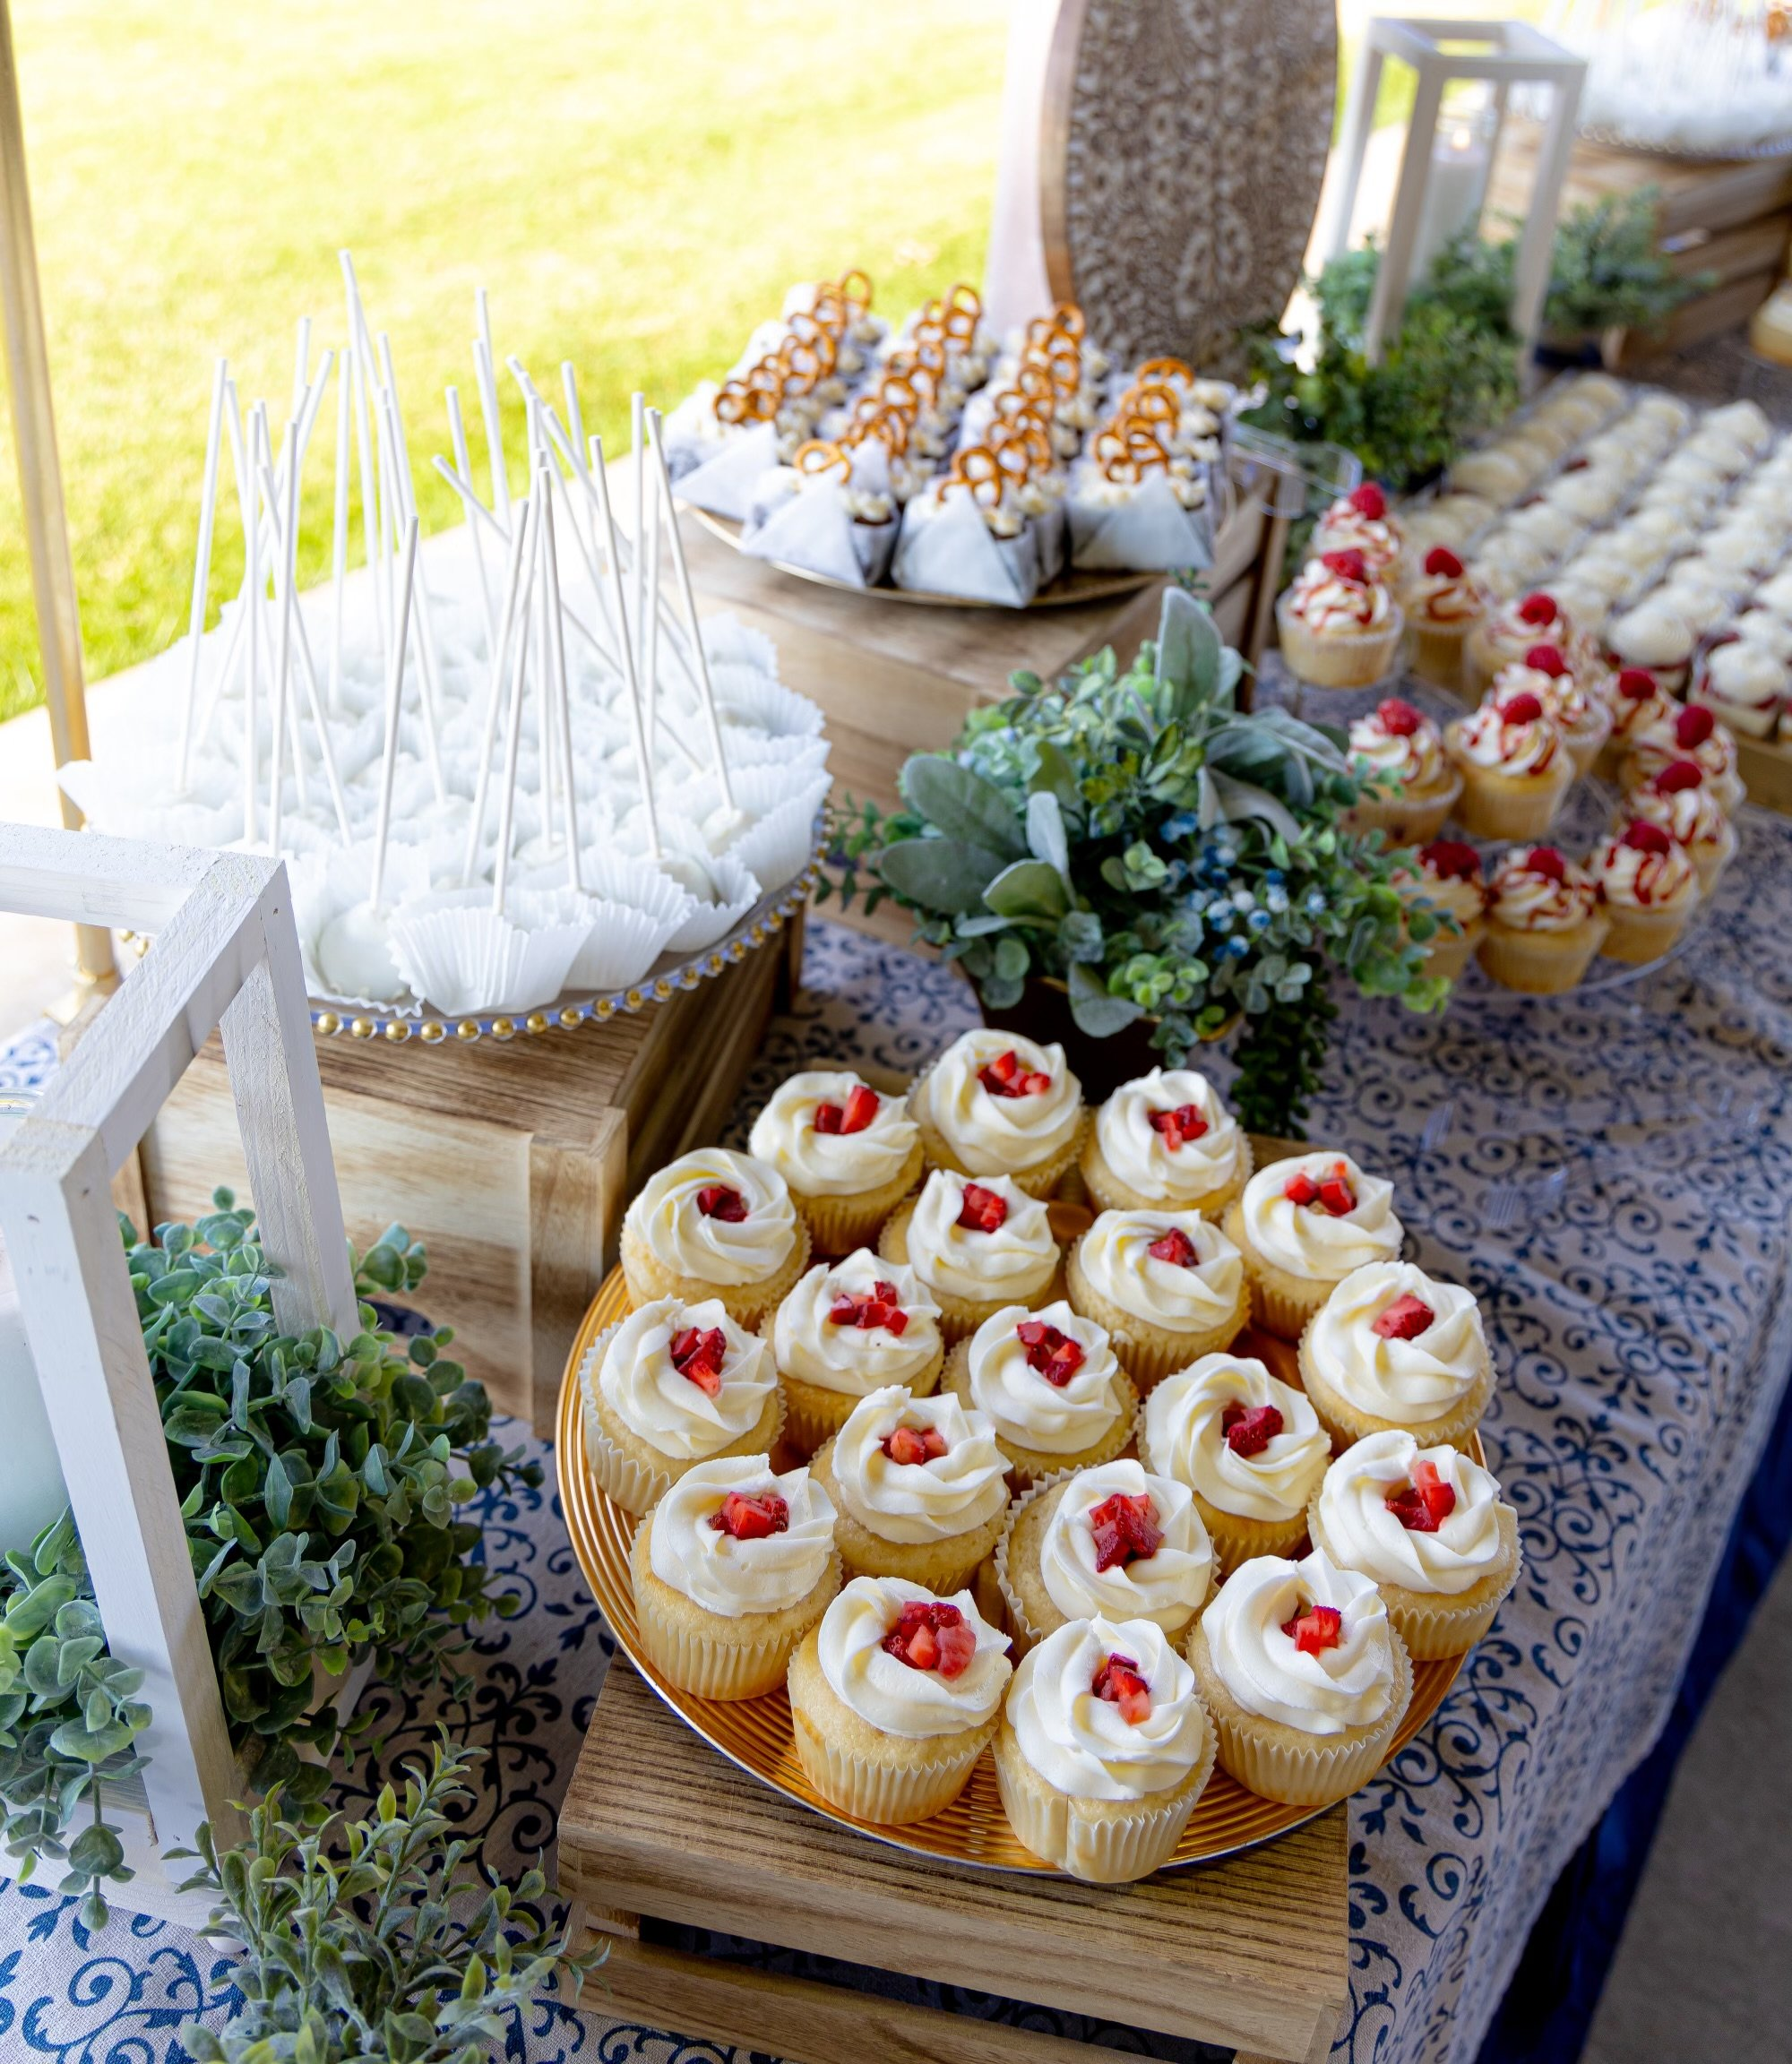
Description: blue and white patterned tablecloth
3,806,1791,2064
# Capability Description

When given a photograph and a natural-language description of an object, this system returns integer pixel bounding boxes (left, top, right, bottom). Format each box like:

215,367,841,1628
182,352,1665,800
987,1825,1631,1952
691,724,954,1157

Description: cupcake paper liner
1414,919,1483,985
1344,774,1462,851
621,1217,814,1329
1220,1203,1338,1342
992,1711,1215,1882
941,1338,1140,1490
1186,1620,1414,1807
792,1143,925,1257
1295,1330,1495,1454
1078,1131,1252,1222
775,1345,945,1459
1477,916,1610,995
1308,1500,1521,1662
1064,1239,1250,1391
1409,617,1473,695
1186,1489,1312,1578
876,1200,1062,1346
1450,761,1573,842
808,1437,1011,1594
1276,595,1405,691
1601,895,1697,966
629,1525,840,1701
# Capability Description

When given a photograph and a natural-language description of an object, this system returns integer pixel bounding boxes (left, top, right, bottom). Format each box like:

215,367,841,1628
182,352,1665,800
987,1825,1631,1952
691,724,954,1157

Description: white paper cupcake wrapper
387,886,587,1018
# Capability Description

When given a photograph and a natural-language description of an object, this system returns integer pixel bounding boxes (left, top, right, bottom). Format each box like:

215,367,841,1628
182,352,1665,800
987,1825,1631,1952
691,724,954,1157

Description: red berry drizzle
1221,1401,1284,1458
1014,1319,1086,1387
1088,1492,1162,1572
1386,1458,1457,1532
670,1325,728,1396
695,1183,748,1223
883,1599,977,1677
1147,1103,1210,1150
828,1282,909,1334
1147,1226,1200,1268
1371,1293,1434,1341
978,1048,1052,1098
813,1084,882,1135
711,1490,788,1540
957,1182,1009,1234
1092,1652,1153,1724
1281,1604,1344,1654
882,1423,949,1466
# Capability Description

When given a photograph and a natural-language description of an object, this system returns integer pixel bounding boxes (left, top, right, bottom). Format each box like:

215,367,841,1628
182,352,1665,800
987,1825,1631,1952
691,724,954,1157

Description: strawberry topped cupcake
1297,1261,1494,1451
1593,820,1701,965
1065,1209,1249,1388
622,1147,810,1328
1223,1151,1405,1340
1276,548,1403,690
1597,666,1676,779
1313,480,1402,576
1343,696,1461,845
1445,689,1572,841
1080,1067,1251,1218
769,1251,944,1456
1402,544,1485,690
1139,1351,1331,1572
748,1070,923,1256
1478,845,1607,993
909,1028,1086,1198
1492,645,1609,776
943,1299,1138,1487
879,1170,1060,1342
997,1458,1215,1655
1393,838,1486,982
1624,762,1737,894
1624,701,1743,815
1466,588,1590,692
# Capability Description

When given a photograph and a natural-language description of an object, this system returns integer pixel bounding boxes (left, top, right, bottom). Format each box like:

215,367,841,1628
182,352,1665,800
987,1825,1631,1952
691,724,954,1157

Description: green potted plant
823,590,1448,1137
1540,186,1703,365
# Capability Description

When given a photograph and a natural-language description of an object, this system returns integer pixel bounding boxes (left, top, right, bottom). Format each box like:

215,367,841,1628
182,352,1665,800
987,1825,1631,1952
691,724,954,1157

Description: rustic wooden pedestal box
558,1661,1348,2064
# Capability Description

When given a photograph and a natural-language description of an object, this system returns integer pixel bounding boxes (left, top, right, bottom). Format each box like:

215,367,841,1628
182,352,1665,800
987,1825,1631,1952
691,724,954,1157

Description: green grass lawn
0,0,1009,722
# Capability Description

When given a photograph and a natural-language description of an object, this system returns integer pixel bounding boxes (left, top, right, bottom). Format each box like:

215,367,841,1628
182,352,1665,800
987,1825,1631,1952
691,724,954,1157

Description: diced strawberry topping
1523,642,1568,676
1675,704,1716,748
1517,591,1558,627
1222,1401,1284,1458
1371,1293,1435,1341
1283,1169,1320,1206
1621,819,1673,856
813,1102,844,1134
882,1423,950,1466
1092,1652,1153,1724
1148,1102,1210,1150
882,1599,977,1678
1419,838,1482,882
1525,846,1567,882
1322,546,1369,585
828,1283,909,1334
1147,1226,1200,1268
1087,1492,1163,1572
1317,1162,1357,1217
1377,696,1423,737
957,1182,1008,1234
1615,666,1658,701
1281,1604,1344,1654
1499,691,1545,725
695,1184,747,1223
1653,759,1704,795
670,1325,728,1396
1015,1319,1086,1387
711,1490,788,1540
1424,545,1465,578
1386,1458,1458,1533
840,1084,881,1133
978,1048,1051,1098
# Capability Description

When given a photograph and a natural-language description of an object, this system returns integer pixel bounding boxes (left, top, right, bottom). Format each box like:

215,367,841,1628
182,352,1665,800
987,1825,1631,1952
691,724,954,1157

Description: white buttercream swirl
914,1028,1082,1176
967,1300,1128,1456
625,1148,797,1286
1305,1262,1487,1423
747,1071,918,1197
772,1252,941,1397
1006,1614,1208,1800
1038,1459,1213,1629
648,1455,837,1617
829,1385,1010,1544
904,1172,1057,1303
1143,1354,1330,1522
1238,1153,1403,1280
1075,1210,1244,1330
1200,1549,1396,1735
816,1575,1011,1738
1314,1432,1507,1596
1093,1069,1245,1204
599,1296,777,1459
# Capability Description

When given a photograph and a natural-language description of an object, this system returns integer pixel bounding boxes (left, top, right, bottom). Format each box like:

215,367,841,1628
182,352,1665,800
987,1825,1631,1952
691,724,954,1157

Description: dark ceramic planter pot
975,975,1237,1102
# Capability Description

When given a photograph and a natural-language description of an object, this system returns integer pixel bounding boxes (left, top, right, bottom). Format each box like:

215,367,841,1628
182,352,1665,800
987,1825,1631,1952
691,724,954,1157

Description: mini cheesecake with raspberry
748,1069,924,1256
878,1169,1061,1343
1478,845,1607,995
1623,759,1737,897
1313,479,1403,576
621,1145,809,1328
1592,818,1701,966
942,1299,1140,1488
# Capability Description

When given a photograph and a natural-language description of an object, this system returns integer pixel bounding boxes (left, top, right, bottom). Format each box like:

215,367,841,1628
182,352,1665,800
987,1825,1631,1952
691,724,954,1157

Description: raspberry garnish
1499,691,1545,725
883,1599,977,1677
1148,1102,1210,1150
1377,696,1423,737
1620,819,1673,856
1419,838,1482,882
1015,1319,1086,1387
1281,1604,1344,1654
1675,704,1716,748
1523,643,1568,676
1615,667,1658,701
1516,591,1558,627
1348,481,1388,520
1147,1226,1200,1268
711,1490,788,1540
882,1423,949,1466
828,1283,909,1334
1092,1652,1153,1724
1424,544,1465,578
670,1325,728,1395
978,1048,1052,1099
695,1183,747,1223
1221,1401,1284,1457
957,1182,1008,1234
1371,1293,1435,1341
1386,1458,1458,1533
1087,1492,1162,1572
1321,546,1369,585
1653,759,1704,795
1524,847,1567,882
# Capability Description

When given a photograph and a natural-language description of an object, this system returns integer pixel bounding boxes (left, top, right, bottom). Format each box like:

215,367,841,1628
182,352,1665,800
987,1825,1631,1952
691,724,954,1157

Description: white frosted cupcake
1592,821,1701,966
1297,1261,1494,1452
878,1170,1060,1342
1187,1548,1412,1806
996,1458,1214,1653
768,1251,944,1457
748,1070,924,1255
1080,1067,1251,1218
1139,1352,1330,1574
942,1300,1138,1488
1064,1210,1248,1389
994,1614,1216,1881
630,1456,840,1701
909,1029,1086,1197
1342,696,1462,844
621,1147,810,1328
810,1385,1012,1594
1625,763,1738,894
1223,1152,1405,1339
1308,1431,1520,1661
787,1575,1012,1825
580,1296,785,1515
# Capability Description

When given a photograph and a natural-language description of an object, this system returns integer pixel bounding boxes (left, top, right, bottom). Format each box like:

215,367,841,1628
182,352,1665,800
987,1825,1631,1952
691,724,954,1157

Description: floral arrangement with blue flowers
823,589,1448,1138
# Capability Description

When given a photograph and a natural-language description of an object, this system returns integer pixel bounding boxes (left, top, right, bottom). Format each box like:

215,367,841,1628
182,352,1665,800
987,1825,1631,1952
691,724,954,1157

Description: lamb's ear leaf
876,838,1006,916
898,756,1028,860
1154,589,1224,720
1068,962,1144,1036
982,859,1071,923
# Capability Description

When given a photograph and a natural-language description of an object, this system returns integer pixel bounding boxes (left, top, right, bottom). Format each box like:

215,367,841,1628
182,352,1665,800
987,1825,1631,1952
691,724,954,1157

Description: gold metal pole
0,0,116,991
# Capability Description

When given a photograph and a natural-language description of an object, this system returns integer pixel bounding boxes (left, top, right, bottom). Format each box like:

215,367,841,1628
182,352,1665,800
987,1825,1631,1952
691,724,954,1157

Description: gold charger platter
683,504,1155,611
557,1264,1473,1875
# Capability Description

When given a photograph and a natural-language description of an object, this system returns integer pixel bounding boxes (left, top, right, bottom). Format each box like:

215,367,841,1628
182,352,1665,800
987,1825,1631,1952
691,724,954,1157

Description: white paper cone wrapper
730,783,829,892
388,886,587,1017
509,885,677,992
892,492,1040,606
293,840,438,1012
700,615,782,676
674,421,781,521
652,847,762,951
1069,472,1214,572
709,663,824,738
719,731,831,773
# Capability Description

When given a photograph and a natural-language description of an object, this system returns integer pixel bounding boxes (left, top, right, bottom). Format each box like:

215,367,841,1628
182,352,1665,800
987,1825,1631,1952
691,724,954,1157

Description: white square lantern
1321,17,1588,365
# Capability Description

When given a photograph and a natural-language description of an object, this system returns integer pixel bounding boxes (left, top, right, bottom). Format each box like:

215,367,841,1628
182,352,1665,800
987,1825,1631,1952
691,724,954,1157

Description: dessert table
0,804,1789,2062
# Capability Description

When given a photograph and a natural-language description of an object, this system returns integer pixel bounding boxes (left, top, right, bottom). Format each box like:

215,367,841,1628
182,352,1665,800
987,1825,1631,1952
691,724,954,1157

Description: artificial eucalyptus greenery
176,1737,602,2064
823,590,1445,1137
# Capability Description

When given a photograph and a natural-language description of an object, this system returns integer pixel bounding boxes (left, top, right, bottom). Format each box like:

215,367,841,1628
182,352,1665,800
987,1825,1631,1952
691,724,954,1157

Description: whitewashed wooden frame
0,821,358,1921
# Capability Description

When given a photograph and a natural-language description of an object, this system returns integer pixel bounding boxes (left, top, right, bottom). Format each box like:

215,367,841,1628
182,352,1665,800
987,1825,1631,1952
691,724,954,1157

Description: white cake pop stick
291,316,312,426
474,320,510,524
265,432,298,855
329,350,350,714
241,414,260,847
375,382,446,804
642,443,662,747
432,451,611,666
491,523,539,915
446,385,495,645
254,410,308,818
588,433,659,859
648,407,733,809
461,501,535,887
177,357,228,795
340,253,388,668
630,393,649,689
539,482,580,890
369,520,419,914
256,455,352,844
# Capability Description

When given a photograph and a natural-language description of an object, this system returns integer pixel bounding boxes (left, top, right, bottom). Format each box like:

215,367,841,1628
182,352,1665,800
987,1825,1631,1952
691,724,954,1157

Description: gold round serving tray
557,1264,1473,1874
685,505,1155,611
